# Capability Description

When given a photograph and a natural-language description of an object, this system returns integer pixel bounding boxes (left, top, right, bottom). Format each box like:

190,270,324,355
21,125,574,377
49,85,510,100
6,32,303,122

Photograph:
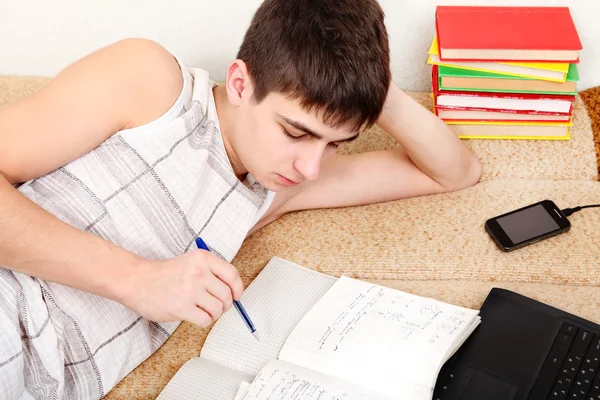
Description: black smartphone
485,199,571,252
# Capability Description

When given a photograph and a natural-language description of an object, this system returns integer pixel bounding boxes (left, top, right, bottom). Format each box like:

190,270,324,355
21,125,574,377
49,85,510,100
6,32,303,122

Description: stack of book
429,6,583,140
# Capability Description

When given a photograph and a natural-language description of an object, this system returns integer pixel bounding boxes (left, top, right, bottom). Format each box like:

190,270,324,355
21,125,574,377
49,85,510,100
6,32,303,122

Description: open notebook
156,257,481,400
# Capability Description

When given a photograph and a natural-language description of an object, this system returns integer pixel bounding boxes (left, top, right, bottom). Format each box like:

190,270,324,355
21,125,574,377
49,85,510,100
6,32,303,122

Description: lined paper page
200,257,337,375
238,360,381,400
156,358,253,400
279,276,481,399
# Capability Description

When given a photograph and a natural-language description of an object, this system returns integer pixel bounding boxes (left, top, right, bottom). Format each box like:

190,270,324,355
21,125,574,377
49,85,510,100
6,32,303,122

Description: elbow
458,157,483,190
442,156,483,192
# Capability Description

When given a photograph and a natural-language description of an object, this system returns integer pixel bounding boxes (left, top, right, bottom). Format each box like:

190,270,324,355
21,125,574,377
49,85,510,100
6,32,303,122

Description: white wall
1,0,598,91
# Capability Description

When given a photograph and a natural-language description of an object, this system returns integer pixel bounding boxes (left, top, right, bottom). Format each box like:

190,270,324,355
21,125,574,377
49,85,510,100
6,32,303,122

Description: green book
438,63,579,95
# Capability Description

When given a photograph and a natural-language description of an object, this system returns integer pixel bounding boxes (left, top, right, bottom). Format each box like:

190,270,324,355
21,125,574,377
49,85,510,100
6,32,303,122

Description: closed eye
282,124,357,147
282,128,305,141
281,127,308,141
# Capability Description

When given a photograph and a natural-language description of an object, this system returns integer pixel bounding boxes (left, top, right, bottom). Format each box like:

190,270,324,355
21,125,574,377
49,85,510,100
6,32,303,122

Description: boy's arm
375,84,482,191
0,39,242,327
262,84,482,219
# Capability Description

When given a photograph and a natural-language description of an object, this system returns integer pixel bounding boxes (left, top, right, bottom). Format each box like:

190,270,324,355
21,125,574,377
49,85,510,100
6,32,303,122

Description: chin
252,174,294,192
248,173,276,191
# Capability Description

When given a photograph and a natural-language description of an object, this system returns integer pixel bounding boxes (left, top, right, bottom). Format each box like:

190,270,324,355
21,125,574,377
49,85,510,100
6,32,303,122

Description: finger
204,274,234,311
195,291,226,321
179,306,212,328
209,260,244,301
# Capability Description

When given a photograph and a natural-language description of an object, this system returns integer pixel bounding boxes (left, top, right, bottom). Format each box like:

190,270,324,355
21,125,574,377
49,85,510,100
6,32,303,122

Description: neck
213,85,248,181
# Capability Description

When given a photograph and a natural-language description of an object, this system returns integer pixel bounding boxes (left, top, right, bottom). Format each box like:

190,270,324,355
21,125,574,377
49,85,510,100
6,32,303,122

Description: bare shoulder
0,38,183,183
100,38,184,130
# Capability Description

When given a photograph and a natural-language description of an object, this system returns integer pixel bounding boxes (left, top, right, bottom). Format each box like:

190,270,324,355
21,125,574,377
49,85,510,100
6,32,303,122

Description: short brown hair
237,0,391,132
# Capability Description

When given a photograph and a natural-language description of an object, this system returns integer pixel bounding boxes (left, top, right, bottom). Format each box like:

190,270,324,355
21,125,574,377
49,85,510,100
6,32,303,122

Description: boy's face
221,70,359,192
235,93,357,191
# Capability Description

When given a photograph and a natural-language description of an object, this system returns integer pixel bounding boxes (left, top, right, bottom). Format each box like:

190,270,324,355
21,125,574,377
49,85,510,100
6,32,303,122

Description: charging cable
561,204,600,217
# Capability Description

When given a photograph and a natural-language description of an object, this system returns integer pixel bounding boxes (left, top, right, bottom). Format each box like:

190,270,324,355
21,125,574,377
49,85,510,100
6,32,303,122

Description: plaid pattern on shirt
0,65,270,399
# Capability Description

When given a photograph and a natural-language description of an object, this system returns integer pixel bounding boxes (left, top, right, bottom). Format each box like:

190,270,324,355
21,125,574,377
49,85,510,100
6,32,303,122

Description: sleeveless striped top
0,58,274,399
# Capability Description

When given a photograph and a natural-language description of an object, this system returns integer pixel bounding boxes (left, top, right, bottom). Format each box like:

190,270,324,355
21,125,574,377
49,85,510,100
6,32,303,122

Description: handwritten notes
239,361,373,400
291,277,474,357
278,276,480,399
156,260,480,400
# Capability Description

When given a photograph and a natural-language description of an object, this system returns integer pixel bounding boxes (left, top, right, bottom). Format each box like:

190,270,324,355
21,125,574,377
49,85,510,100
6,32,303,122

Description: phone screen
496,204,560,244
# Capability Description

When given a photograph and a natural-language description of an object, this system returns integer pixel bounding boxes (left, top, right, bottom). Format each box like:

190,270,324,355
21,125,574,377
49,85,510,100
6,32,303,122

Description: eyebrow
277,114,360,143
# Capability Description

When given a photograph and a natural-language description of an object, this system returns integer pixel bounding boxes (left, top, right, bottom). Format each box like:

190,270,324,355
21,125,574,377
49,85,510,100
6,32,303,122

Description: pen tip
252,331,261,342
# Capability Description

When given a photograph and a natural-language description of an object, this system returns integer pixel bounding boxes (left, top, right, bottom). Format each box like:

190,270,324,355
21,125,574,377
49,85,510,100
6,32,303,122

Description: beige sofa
1,76,599,399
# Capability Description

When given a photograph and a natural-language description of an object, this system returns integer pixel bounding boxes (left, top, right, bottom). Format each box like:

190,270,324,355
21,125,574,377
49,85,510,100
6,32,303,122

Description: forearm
376,84,481,189
0,173,142,302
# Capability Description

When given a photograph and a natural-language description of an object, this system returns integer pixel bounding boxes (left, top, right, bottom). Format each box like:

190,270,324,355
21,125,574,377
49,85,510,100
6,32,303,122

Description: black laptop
432,288,600,400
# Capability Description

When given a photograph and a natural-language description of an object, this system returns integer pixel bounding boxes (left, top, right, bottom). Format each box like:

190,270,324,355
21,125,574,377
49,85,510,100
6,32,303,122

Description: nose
294,143,326,181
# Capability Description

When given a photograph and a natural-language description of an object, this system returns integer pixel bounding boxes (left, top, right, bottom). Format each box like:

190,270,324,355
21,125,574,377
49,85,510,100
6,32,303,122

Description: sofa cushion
235,179,600,285
580,86,600,178
0,75,49,105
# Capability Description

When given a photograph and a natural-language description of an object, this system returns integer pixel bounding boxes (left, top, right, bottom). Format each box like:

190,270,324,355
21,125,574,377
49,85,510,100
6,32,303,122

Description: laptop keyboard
530,322,600,399
433,322,600,400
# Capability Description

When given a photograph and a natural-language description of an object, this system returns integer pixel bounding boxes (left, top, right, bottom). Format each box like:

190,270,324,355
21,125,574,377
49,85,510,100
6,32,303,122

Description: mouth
276,174,301,187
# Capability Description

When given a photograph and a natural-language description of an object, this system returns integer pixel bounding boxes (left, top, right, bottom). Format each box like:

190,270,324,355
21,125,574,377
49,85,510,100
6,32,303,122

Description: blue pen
195,237,260,341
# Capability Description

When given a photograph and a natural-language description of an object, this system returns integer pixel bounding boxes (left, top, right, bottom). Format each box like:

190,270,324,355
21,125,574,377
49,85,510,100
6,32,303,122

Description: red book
435,106,572,123
435,6,583,62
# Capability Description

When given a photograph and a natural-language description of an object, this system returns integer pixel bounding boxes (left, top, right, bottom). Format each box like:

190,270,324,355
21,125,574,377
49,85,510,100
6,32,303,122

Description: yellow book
447,121,571,140
428,37,570,82
454,133,570,141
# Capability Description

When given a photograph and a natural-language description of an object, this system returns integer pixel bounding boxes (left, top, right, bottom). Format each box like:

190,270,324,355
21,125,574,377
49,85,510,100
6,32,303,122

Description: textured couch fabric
1,76,599,399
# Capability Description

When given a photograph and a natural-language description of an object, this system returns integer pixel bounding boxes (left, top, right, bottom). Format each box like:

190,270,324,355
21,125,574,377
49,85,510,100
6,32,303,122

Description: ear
225,60,254,107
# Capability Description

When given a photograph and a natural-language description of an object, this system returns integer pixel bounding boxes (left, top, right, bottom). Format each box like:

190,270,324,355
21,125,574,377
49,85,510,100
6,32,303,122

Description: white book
157,257,481,400
435,94,573,113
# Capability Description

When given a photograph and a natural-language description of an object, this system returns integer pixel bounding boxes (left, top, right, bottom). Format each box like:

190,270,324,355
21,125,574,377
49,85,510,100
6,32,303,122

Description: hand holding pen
117,242,245,330
195,237,260,341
